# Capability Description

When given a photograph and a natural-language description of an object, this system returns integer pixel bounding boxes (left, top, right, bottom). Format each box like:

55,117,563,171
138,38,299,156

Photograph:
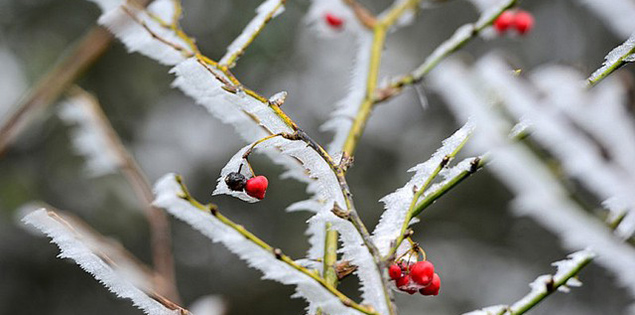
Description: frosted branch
588,32,635,86
21,208,188,315
464,250,595,315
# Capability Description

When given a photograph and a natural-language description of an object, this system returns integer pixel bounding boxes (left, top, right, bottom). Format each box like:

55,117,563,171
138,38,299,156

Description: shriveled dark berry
225,172,247,191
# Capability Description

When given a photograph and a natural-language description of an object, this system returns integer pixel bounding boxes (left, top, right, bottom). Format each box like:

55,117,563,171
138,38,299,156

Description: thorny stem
373,0,519,103
174,176,378,315
494,255,594,315
69,88,179,302
384,133,470,261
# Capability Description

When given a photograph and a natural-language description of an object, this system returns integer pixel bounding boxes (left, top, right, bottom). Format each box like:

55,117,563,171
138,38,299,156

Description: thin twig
68,88,179,302
342,0,378,29
174,177,378,315
587,35,635,87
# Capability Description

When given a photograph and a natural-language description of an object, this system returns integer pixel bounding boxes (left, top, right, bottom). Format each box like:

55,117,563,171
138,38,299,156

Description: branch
219,0,287,68
342,0,378,29
465,250,595,315
373,0,519,103
64,88,179,301
587,33,635,87
159,174,378,315
0,0,153,157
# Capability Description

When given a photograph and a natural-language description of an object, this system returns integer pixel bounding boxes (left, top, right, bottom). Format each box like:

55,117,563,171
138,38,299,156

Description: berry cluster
493,10,534,35
225,172,269,200
389,260,440,296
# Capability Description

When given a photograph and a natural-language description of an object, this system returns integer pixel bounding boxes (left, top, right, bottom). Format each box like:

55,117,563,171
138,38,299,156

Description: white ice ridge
22,208,184,315
153,174,362,315
58,93,123,177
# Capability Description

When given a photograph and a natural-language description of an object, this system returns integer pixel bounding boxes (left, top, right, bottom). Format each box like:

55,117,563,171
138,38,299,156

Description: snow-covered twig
588,32,635,86
153,174,376,315
59,88,178,300
21,208,188,315
219,0,286,68
464,250,595,315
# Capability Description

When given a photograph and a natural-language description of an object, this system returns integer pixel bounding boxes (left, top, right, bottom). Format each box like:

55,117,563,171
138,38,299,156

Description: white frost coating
430,57,635,298
94,0,193,66
59,95,122,176
147,0,177,23
575,0,635,39
153,174,361,315
462,305,507,315
321,32,373,154
589,33,635,83
22,209,181,315
371,122,473,256
220,0,285,66
507,250,594,313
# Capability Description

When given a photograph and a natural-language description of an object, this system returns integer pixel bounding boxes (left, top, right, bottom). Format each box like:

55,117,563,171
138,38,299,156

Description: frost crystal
59,93,122,176
22,209,184,315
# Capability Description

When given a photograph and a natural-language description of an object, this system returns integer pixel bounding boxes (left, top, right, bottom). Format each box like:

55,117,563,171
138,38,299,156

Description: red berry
493,10,515,34
410,261,434,286
245,176,268,199
419,273,441,296
513,10,534,35
325,13,344,29
388,264,402,280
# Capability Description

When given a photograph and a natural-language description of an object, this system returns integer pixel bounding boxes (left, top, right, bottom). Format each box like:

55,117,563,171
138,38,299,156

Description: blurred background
0,0,633,314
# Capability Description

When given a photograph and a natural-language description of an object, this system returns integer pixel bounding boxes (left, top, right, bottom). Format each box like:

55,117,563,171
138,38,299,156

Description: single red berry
325,13,344,29
419,273,441,296
388,264,403,280
493,10,515,34
513,10,534,35
410,261,435,286
245,176,268,199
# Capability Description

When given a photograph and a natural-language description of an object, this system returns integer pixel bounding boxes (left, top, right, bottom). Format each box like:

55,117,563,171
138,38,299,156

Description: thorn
209,205,218,216
273,248,283,259
268,91,287,107
440,155,451,168
545,276,555,292
331,203,351,219
412,185,419,194
470,157,481,173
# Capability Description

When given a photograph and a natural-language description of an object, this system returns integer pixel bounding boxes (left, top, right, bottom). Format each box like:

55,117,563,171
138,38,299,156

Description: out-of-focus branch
68,88,179,302
0,27,113,157
0,0,153,158
587,34,635,87
342,0,378,28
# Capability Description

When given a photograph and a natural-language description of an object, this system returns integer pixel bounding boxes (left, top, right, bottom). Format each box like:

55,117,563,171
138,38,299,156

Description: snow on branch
429,56,635,299
588,32,635,86
371,121,473,256
58,90,124,176
464,250,594,315
21,208,188,315
153,174,373,315
219,0,285,68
